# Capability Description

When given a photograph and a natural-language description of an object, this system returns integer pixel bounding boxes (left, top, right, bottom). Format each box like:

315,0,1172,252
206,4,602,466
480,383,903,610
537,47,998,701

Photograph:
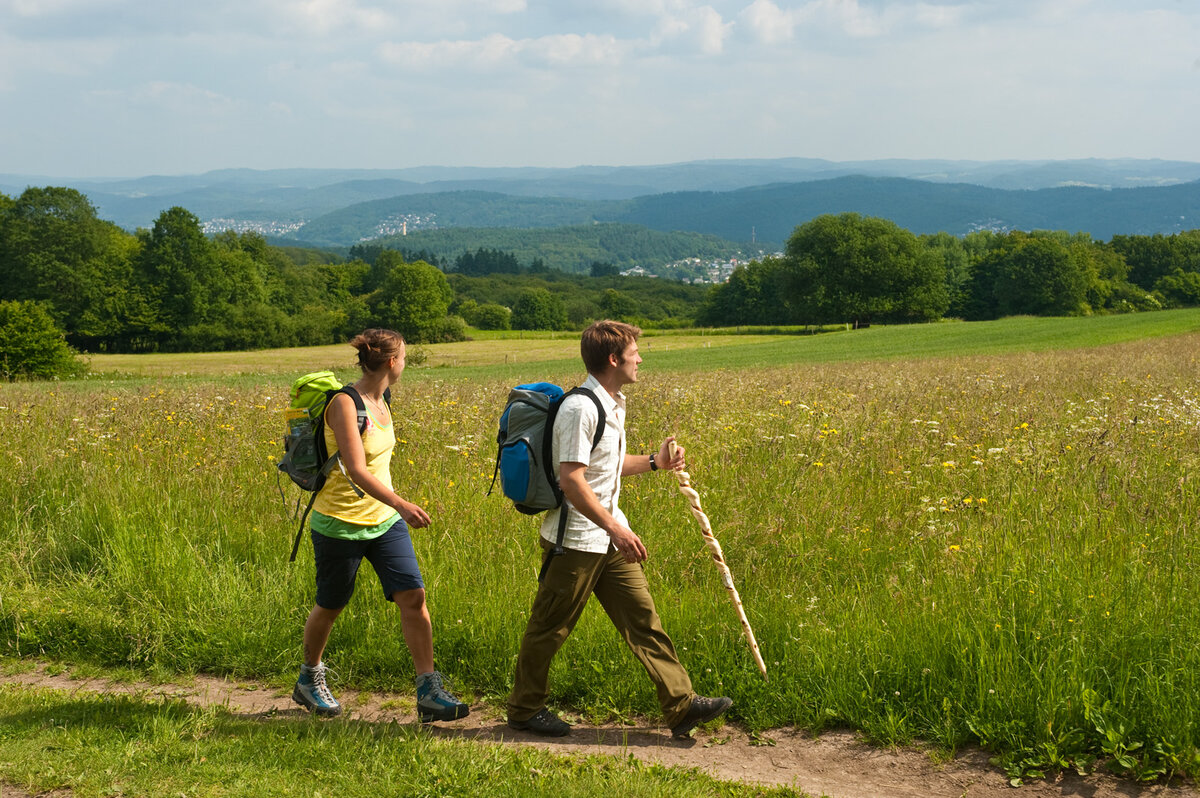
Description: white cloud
648,4,734,55
0,0,112,16
0,30,116,85
266,0,396,35
739,0,971,45
379,32,626,70
694,6,734,54
740,0,798,44
524,33,626,66
379,34,518,70
94,81,240,116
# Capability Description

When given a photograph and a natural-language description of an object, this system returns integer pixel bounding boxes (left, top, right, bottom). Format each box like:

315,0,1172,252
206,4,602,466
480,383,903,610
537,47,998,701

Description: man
506,319,732,739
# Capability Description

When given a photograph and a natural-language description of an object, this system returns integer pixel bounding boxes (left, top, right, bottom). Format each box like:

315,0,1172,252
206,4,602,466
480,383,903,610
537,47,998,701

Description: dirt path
2,664,1196,798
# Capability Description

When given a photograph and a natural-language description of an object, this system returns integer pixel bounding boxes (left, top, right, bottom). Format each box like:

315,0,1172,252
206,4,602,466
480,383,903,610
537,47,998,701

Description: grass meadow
2,309,1199,787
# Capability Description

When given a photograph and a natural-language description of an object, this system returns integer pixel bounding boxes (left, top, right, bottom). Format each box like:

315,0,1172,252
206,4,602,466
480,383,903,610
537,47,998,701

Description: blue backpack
490,382,605,578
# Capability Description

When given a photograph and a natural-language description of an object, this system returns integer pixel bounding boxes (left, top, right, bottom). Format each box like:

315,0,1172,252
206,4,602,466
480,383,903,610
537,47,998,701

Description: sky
1,0,1198,178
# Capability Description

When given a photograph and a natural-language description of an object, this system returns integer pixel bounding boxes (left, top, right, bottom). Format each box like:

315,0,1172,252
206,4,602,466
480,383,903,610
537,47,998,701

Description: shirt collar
582,373,623,414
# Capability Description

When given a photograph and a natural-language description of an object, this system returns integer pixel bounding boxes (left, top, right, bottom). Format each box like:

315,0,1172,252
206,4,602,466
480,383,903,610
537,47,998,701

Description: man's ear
607,352,620,369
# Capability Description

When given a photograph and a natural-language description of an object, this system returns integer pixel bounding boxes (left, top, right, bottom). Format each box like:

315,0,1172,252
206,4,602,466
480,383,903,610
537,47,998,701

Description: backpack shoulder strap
541,386,607,499
538,386,609,582
334,385,370,435
564,386,606,451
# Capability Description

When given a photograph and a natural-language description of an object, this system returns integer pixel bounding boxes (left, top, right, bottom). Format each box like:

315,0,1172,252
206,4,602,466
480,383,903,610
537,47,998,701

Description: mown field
2,310,1199,790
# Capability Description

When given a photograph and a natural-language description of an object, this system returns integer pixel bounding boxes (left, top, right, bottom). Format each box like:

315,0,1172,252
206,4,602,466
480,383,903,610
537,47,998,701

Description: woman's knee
392,587,427,614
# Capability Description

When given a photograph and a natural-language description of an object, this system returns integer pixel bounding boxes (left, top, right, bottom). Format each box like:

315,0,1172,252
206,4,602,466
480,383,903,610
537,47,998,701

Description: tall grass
2,317,1199,780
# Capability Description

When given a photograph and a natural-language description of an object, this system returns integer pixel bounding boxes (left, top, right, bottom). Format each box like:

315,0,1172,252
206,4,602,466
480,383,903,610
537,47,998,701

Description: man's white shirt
539,373,628,554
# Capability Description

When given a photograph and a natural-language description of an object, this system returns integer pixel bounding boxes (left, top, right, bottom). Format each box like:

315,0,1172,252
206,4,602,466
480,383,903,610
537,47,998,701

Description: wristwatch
649,453,658,471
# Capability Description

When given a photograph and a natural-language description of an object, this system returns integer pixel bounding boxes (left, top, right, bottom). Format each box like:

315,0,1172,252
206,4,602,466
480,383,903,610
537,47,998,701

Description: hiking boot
507,708,571,737
416,671,470,723
293,662,341,717
671,695,732,739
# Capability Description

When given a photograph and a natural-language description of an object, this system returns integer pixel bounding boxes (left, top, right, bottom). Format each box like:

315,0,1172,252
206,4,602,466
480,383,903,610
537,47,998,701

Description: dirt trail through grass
3,665,1196,798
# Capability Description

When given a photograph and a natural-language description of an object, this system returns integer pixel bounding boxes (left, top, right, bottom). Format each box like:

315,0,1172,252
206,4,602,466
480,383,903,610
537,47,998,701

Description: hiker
506,319,732,738
293,328,468,723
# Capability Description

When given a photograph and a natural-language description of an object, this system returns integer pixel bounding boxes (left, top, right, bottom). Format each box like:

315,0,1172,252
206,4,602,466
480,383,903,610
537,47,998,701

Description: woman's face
387,342,406,381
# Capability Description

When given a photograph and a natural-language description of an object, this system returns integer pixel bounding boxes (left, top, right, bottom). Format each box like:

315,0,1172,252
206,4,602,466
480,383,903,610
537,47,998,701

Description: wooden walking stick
667,440,768,681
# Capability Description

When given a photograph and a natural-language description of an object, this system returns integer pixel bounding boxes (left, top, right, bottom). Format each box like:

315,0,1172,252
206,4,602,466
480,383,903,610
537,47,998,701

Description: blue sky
2,0,1197,177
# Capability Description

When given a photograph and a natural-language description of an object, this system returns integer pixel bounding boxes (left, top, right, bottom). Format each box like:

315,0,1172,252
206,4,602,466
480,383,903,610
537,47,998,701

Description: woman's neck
354,371,389,401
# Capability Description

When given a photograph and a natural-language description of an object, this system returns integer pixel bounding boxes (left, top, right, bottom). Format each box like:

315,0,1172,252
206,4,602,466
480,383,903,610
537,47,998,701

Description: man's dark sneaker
292,662,342,717
508,708,571,737
671,695,732,739
416,671,470,722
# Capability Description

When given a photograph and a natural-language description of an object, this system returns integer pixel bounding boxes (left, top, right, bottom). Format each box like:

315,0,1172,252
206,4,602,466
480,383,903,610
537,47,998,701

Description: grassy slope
4,310,1200,790
81,308,1200,381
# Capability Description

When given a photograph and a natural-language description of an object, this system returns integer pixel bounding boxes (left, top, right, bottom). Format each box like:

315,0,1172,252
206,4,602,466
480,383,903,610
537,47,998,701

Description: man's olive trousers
507,538,694,727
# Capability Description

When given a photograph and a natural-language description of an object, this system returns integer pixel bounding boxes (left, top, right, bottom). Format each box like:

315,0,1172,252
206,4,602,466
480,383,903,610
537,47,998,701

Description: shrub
0,300,87,380
423,315,469,343
472,303,512,331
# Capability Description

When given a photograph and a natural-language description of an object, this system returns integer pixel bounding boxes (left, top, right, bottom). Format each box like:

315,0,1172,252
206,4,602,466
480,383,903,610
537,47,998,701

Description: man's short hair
581,319,641,374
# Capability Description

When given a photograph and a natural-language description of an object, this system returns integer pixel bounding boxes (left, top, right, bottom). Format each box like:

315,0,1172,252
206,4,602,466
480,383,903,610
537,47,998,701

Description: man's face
613,340,641,385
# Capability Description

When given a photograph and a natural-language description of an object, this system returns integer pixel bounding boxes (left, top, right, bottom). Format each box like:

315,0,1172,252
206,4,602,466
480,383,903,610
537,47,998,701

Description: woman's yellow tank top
312,396,397,526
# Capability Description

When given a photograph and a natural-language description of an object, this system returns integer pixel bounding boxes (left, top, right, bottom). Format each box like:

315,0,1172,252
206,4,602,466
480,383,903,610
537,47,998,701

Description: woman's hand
397,499,431,529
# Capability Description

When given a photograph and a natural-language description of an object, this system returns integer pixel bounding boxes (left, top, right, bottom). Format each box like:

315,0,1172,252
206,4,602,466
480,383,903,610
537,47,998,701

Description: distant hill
6,158,1200,231
287,175,1200,248
600,176,1200,243
295,191,610,247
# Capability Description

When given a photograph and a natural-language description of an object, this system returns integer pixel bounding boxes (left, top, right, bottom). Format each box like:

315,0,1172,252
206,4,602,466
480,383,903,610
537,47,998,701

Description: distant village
622,256,743,284
201,218,305,236
201,214,767,284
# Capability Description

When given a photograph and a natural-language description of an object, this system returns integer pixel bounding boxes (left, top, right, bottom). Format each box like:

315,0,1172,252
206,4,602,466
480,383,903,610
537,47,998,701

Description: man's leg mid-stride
508,543,603,729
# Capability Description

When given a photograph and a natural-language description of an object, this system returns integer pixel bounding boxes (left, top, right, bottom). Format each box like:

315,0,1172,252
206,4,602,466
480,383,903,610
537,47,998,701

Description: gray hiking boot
293,662,341,717
508,707,571,737
415,671,469,722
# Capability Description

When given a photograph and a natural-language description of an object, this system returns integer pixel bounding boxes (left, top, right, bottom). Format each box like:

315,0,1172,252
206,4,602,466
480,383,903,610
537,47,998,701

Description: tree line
3,187,1199,379
698,214,1200,326
0,188,709,366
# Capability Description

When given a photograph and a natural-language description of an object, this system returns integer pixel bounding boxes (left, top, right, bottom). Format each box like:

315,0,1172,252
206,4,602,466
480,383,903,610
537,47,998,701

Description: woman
293,328,468,722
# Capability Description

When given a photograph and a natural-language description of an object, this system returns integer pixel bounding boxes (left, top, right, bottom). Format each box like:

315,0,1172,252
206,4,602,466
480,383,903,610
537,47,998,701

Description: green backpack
277,371,379,561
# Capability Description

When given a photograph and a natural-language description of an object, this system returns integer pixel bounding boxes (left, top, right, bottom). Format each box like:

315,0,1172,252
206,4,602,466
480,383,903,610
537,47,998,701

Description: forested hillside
368,223,745,274
10,158,1200,232
0,187,712,357
284,176,1200,249
2,186,1198,368
602,177,1200,243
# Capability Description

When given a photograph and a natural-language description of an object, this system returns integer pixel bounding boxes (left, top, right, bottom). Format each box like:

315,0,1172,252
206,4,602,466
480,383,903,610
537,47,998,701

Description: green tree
697,256,792,326
0,186,134,348
456,248,521,276
783,214,949,325
921,232,972,318
134,207,225,348
511,287,569,330
369,252,455,343
599,288,637,320
590,261,620,278
0,300,86,380
1109,232,1200,290
982,234,1089,318
1154,268,1200,307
